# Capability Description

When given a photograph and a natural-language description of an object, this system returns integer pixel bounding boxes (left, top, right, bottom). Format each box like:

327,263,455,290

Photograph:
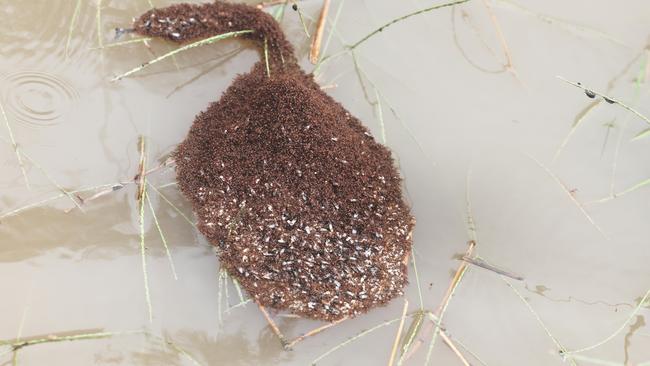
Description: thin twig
388,299,409,366
0,102,29,189
310,0,330,64
349,0,472,50
111,30,253,81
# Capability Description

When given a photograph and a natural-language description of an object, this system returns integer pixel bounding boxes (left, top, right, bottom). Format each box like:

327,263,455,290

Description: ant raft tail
133,2,298,72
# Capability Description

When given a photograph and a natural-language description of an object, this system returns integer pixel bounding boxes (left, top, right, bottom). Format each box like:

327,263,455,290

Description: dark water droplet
585,90,596,98
604,97,615,104
292,3,298,11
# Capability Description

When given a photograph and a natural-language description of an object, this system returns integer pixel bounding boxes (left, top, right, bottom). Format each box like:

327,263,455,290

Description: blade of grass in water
145,193,179,280
112,30,253,81
64,0,83,58
0,102,30,189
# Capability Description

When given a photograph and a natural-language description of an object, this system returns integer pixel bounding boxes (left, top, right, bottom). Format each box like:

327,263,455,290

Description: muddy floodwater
1,0,650,365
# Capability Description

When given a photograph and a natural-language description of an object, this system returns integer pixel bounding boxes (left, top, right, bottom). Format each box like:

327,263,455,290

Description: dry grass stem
137,137,153,323
65,0,83,58
309,0,330,64
461,255,524,281
257,304,289,348
311,316,404,365
440,331,470,366
481,0,522,84
91,37,153,50
387,299,409,366
256,0,288,9
404,241,475,361
96,0,103,48
285,316,348,350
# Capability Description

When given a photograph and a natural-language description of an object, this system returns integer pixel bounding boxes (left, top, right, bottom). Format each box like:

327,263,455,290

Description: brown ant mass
133,1,414,321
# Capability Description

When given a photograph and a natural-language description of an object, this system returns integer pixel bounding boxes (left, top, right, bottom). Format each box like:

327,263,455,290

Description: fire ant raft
127,0,415,347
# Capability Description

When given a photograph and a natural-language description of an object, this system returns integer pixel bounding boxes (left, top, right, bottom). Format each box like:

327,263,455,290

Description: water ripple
1,71,79,127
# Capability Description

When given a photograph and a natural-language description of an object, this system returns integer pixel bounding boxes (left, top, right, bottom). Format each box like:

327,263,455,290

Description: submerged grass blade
146,192,178,280
0,102,30,190
563,290,650,356
95,0,103,48
112,30,253,81
90,37,152,50
503,279,579,365
553,100,601,162
0,183,118,221
147,183,196,228
596,177,650,203
349,0,472,50
19,153,84,212
311,317,403,365
527,153,608,238
65,0,83,58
